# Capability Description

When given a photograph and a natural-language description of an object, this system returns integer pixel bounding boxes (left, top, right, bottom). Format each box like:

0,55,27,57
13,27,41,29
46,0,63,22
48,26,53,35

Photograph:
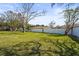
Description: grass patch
0,31,79,56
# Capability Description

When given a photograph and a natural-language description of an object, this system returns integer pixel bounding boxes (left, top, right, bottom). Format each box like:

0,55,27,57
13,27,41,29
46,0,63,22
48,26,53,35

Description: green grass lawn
0,31,79,56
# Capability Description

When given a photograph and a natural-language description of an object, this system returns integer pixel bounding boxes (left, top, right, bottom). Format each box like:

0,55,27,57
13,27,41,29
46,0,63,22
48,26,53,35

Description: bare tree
49,20,55,29
17,3,46,32
63,5,79,35
51,3,79,35
3,10,20,31
0,14,5,25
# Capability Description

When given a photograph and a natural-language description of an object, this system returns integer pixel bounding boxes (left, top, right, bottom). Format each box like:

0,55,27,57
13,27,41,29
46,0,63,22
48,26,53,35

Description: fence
31,27,79,37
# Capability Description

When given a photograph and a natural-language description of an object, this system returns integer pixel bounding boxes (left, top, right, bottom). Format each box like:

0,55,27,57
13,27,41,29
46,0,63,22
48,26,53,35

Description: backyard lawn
0,31,79,56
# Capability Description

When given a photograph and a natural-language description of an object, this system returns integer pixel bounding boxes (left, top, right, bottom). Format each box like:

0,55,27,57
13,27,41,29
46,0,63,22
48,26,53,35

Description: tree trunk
65,28,70,35
22,26,25,33
71,28,73,35
10,27,13,31
22,22,26,33
65,30,68,35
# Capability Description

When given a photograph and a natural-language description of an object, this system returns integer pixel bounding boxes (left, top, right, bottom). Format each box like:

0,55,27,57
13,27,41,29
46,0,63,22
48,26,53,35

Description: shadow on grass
47,33,66,37
68,35,79,44
0,38,79,56
0,31,24,35
31,31,65,37
0,40,42,56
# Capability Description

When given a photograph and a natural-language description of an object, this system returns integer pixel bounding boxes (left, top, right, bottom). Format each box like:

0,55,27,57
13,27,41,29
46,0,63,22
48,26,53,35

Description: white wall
72,27,79,37
31,27,79,37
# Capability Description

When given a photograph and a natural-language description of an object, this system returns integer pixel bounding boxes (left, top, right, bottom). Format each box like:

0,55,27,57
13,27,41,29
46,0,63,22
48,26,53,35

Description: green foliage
25,24,32,31
8,20,20,27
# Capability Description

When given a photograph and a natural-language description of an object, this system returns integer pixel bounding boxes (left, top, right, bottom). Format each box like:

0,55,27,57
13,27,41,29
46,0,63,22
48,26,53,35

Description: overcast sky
0,3,79,26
